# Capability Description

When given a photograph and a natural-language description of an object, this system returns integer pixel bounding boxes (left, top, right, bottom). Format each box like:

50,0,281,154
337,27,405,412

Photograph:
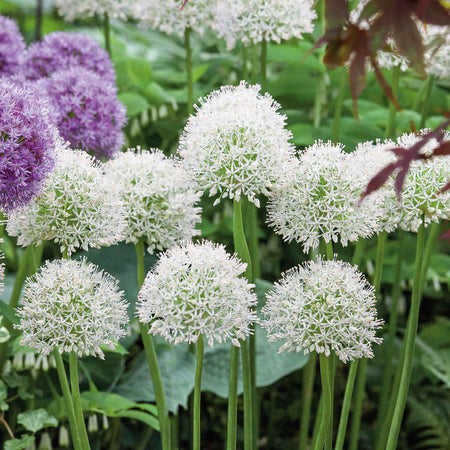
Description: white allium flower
103,149,202,253
267,140,380,253
137,241,258,346
262,259,383,363
16,259,129,358
212,0,316,50
6,142,126,256
55,0,128,20
178,81,297,207
129,0,214,37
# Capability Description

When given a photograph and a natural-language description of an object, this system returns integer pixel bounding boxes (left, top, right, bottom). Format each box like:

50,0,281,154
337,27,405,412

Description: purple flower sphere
0,15,26,77
0,80,56,211
24,32,115,84
41,67,126,159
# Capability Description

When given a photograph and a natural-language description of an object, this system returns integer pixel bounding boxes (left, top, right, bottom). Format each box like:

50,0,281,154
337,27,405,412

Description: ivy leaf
17,409,58,433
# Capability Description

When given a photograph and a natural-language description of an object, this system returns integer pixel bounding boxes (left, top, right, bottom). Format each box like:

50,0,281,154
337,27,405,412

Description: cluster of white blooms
55,0,128,20
179,82,296,207
212,0,316,50
103,149,202,253
16,259,129,358
6,142,126,256
129,0,214,37
137,241,258,346
262,259,383,363
267,141,380,253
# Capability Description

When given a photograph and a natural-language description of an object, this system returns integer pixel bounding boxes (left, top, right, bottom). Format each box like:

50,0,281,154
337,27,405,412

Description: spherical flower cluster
16,259,129,358
179,82,296,207
39,67,126,159
0,15,26,77
137,241,258,346
267,141,380,253
6,142,126,256
24,32,115,84
0,80,56,211
212,0,316,50
56,0,128,21
423,24,450,79
129,0,214,37
262,259,383,363
104,149,202,252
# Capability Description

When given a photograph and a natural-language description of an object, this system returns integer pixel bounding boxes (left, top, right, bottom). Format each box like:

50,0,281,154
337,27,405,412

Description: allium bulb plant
179,81,296,207
103,149,202,253
55,0,128,21
24,32,116,84
0,15,26,77
39,67,126,159
0,79,56,212
6,142,126,256
267,140,380,253
212,0,316,50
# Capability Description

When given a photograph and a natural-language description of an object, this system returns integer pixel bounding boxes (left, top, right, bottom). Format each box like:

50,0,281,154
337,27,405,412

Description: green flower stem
233,199,253,280
313,354,332,450
260,40,267,91
298,352,317,450
35,0,43,41
193,335,204,450
184,27,194,114
104,13,112,56
250,44,259,84
69,352,91,449
170,413,179,450
325,241,334,261
384,65,401,139
135,240,146,287
386,219,426,449
226,346,239,450
242,46,248,80
326,355,337,450
241,339,254,450
313,0,326,129
332,68,347,143
351,239,366,267
334,360,359,450
311,396,323,448
420,221,440,295
419,75,435,129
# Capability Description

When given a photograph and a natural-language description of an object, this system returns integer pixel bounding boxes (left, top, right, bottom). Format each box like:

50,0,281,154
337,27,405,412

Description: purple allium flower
40,67,126,159
24,32,115,84
0,80,56,211
0,15,26,77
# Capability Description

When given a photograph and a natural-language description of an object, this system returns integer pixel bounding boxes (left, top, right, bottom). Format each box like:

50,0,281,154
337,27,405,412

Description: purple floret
0,15,26,77
24,32,116,84
41,67,126,160
0,80,56,211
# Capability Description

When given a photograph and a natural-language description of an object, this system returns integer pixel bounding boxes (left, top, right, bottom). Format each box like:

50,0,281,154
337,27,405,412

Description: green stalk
384,65,401,139
325,241,334,261
332,68,346,143
386,219,426,449
311,397,324,448
351,239,366,267
69,352,91,449
326,355,337,450
260,40,267,91
104,13,112,56
298,352,317,450
334,360,359,450
241,339,253,450
242,46,248,80
170,413,179,450
313,354,332,450
184,27,194,114
226,346,239,450
35,0,43,41
193,335,204,450
53,352,82,450
420,222,440,296
419,75,434,129
313,0,326,129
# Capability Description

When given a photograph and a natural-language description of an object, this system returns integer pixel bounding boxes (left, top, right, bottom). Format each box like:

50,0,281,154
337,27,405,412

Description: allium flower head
213,0,316,50
24,32,115,83
0,80,56,211
267,140,380,253
262,259,383,363
104,149,202,252
6,142,126,256
179,81,296,207
129,0,213,37
16,259,129,358
39,67,126,159
56,0,128,21
0,15,26,77
137,241,258,346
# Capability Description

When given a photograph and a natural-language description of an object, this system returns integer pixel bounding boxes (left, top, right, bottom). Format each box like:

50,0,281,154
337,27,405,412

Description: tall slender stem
332,68,346,143
193,335,204,450
314,354,332,450
35,0,43,41
313,0,326,129
352,239,366,267
184,27,194,114
53,352,82,450
384,65,401,139
242,46,248,80
241,339,253,450
419,75,434,128
420,221,440,295
260,41,267,91
298,352,317,450
386,219,426,449
325,241,334,261
104,13,112,56
226,346,239,450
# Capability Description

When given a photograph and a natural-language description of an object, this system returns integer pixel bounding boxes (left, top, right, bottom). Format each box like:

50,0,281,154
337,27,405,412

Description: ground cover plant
0,0,449,449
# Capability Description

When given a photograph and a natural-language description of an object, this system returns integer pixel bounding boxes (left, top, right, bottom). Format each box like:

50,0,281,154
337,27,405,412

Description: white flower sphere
212,0,316,50
267,140,380,253
129,0,214,37
262,259,383,363
103,148,202,253
178,81,297,207
55,0,128,20
137,241,258,346
6,142,126,256
16,259,129,358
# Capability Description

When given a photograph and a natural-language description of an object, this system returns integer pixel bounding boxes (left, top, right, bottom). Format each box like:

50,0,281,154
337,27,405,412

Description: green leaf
17,409,58,433
192,64,209,82
4,435,35,450
0,379,8,411
114,409,160,431
0,325,10,343
143,82,177,107
0,299,19,325
126,58,153,88
82,391,139,414
118,92,149,117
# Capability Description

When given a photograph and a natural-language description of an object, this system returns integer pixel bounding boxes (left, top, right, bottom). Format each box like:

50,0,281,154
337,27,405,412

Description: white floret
55,0,128,20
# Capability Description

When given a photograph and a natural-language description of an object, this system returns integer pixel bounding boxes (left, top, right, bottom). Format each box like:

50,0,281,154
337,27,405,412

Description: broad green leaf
17,409,58,433
80,352,125,392
126,58,153,88
4,435,35,450
144,82,177,107
0,325,10,343
82,391,139,414
0,299,19,325
114,410,160,431
192,64,210,82
118,92,149,117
